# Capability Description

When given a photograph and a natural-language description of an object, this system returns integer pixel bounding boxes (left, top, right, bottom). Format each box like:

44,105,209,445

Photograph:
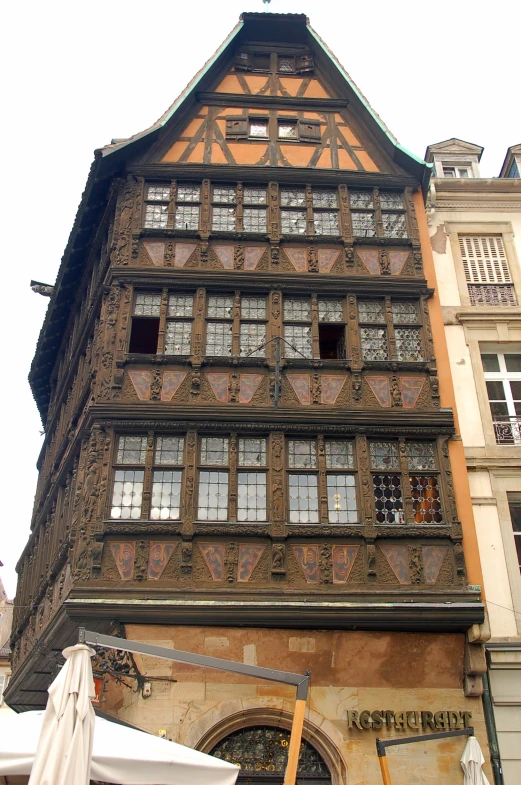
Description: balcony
493,417,521,445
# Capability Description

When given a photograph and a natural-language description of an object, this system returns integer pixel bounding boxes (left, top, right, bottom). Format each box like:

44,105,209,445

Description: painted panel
380,544,410,584
175,242,197,267
285,247,307,272
400,377,425,409
244,246,266,270
199,543,225,581
143,241,165,266
213,245,234,269
366,376,391,407
318,248,340,273
287,374,311,405
148,542,176,579
129,371,152,401
389,251,409,275
161,372,187,402
358,250,379,275
239,374,263,403
293,545,319,583
332,545,360,584
237,544,265,582
206,373,230,402
110,542,135,580
321,376,345,405
422,546,449,584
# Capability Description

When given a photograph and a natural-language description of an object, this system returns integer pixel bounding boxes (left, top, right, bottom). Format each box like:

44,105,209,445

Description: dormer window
442,165,472,178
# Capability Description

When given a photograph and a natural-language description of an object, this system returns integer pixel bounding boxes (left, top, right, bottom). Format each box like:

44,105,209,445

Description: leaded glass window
206,321,232,356
358,300,385,323
380,192,403,209
175,204,199,230
240,323,265,356
395,328,423,361
155,436,185,465
391,301,418,324
288,439,317,468
360,327,388,360
278,122,298,139
168,294,193,317
212,207,236,231
374,474,403,523
383,212,407,238
410,475,443,523
350,190,374,209
197,471,229,521
150,471,182,520
325,440,354,468
238,437,267,466
318,300,343,322
147,185,170,201
243,208,267,232
351,212,376,237
208,295,233,318
327,474,357,523
213,186,236,204
244,188,267,205
278,57,295,73
370,441,399,470
238,472,267,521
250,120,268,138
313,190,337,208
134,293,161,316
144,204,168,229
314,211,339,235
284,298,311,321
281,209,306,234
110,470,144,519
164,321,192,354
241,296,266,320
284,324,312,358
117,436,147,464
288,474,319,523
406,442,436,471
177,185,200,202
201,437,229,465
280,189,306,207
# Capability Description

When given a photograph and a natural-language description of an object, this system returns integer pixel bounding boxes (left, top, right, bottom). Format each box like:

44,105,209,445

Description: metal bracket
376,726,474,757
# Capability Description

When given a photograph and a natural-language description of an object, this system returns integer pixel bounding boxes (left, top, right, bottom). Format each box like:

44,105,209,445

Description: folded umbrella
460,735,491,785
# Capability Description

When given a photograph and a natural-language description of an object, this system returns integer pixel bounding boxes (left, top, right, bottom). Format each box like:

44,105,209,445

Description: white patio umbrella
460,736,491,785
0,710,240,785
28,643,96,785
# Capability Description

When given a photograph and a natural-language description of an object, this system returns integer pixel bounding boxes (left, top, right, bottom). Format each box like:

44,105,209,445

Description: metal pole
377,755,393,785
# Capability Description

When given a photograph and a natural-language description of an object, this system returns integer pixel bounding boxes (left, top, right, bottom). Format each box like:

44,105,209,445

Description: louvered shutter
295,53,314,73
234,51,254,71
459,236,516,305
225,117,249,139
299,120,321,143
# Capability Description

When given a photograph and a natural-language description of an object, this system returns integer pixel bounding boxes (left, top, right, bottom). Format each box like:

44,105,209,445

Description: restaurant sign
347,710,472,731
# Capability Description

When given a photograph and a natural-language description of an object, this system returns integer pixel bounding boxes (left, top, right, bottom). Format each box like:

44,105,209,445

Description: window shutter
295,53,314,73
226,117,249,139
234,51,254,71
299,120,321,143
459,236,511,283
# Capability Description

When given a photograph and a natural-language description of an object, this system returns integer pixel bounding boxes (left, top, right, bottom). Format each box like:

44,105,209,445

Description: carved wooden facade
8,12,483,710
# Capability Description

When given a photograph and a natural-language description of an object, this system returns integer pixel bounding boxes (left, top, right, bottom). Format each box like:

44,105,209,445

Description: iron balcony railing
493,417,521,445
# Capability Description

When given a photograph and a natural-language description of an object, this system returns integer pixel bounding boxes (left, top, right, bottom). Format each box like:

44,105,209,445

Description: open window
129,293,160,354
318,300,346,359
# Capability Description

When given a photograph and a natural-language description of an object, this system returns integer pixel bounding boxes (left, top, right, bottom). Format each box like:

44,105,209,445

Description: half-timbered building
8,12,492,784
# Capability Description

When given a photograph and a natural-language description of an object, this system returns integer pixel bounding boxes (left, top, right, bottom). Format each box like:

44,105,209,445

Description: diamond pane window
279,57,295,73
358,300,385,323
177,185,200,202
197,471,229,521
370,441,399,470
110,470,144,519
374,475,403,523
391,302,417,324
250,121,268,138
288,474,319,523
280,189,306,207
240,323,266,357
213,187,236,204
208,295,233,318
360,327,388,360
327,475,357,523
241,296,266,320
168,294,193,317
382,212,407,238
325,440,354,469
406,442,436,471
212,207,236,231
206,321,232,356
284,325,312,358
244,188,267,205
284,298,311,321
318,300,343,322
288,439,317,468
410,475,443,523
238,472,267,521
281,210,307,234
380,192,403,209
395,328,423,361
155,436,185,465
238,437,267,466
164,321,192,355
243,208,267,232
150,470,182,520
134,293,161,316
351,212,376,237
313,190,337,208
117,436,147,464
314,211,339,235
144,204,168,228
278,122,298,139
201,437,229,465
147,185,170,201
175,204,199,230
349,190,374,209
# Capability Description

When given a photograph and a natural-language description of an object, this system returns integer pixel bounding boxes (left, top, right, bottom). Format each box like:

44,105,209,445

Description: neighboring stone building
0,570,14,715
426,137,521,784
8,13,490,784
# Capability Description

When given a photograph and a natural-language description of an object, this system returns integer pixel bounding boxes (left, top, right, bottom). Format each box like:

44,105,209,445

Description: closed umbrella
28,643,96,785
460,736,491,785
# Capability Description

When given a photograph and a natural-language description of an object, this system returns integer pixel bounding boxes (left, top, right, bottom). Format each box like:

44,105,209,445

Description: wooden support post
283,698,307,785
377,754,392,785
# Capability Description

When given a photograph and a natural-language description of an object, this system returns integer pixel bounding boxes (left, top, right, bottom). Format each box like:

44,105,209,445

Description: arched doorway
210,725,332,785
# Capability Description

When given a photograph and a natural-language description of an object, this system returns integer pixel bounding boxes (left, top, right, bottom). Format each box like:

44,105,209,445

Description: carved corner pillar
232,292,241,357
268,181,280,243
420,295,436,365
94,283,121,402
404,187,420,246
156,288,169,355
356,434,375,534
236,182,244,231
130,176,145,261
373,188,383,237
181,430,197,536
339,184,353,244
141,432,155,521
317,435,328,523
270,433,286,536
305,184,314,235
385,297,397,361
167,179,177,230
268,290,282,363
110,175,139,267
192,287,206,364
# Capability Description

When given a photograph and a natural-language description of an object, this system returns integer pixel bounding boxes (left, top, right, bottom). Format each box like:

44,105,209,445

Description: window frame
349,188,408,240
358,297,425,363
482,351,521,445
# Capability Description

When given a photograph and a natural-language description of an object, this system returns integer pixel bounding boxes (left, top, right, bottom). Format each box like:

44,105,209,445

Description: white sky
0,0,518,598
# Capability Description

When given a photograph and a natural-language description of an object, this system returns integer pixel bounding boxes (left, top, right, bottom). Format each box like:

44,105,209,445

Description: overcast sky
0,0,518,598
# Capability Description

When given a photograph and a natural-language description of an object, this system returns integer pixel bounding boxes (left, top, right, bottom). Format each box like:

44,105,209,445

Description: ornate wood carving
268,181,280,242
